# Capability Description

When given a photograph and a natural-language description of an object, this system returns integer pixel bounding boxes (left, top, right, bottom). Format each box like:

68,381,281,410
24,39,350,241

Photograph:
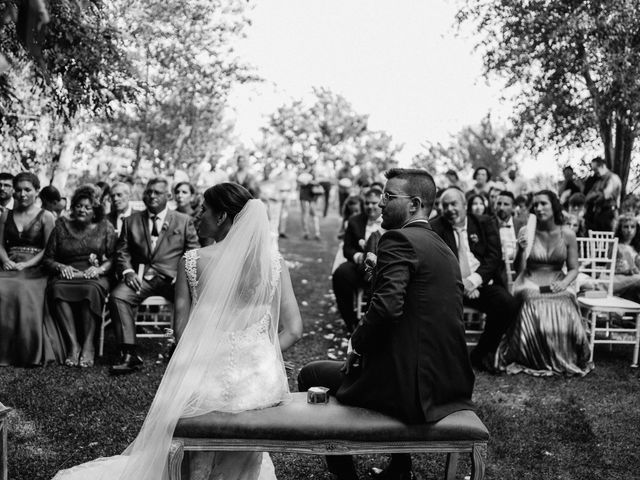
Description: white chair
99,295,174,356
353,288,367,321
576,237,640,367
502,239,517,294
588,230,614,240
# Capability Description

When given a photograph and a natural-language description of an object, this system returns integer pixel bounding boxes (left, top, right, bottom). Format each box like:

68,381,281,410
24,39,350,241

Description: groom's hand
341,339,361,375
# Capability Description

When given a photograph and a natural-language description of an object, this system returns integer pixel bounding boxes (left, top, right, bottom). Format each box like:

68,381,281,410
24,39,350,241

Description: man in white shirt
494,190,522,263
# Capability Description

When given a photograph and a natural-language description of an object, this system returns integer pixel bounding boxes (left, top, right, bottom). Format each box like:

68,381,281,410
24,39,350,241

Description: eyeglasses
381,192,413,203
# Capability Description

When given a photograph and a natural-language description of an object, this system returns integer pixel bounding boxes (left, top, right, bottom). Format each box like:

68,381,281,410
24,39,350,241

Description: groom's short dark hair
385,168,436,214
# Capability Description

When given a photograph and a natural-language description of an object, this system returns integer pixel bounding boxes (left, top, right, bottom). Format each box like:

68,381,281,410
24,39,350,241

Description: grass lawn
1,204,639,480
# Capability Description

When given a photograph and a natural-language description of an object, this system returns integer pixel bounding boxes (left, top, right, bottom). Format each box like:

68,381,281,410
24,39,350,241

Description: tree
412,114,524,179
256,87,402,176
458,0,640,193
98,0,254,177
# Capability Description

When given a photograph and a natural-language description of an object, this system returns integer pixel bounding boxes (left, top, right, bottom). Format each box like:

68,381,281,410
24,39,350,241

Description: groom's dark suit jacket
115,209,200,280
336,222,475,424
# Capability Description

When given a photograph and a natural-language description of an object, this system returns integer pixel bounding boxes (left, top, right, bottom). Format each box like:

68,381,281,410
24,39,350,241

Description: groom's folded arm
351,231,416,354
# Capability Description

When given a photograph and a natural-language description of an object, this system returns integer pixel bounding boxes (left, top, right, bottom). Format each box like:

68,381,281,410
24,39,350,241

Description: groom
298,168,474,480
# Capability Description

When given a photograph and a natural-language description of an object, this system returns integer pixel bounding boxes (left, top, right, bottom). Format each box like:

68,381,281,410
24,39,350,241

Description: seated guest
494,190,525,263
0,172,14,212
107,181,134,236
95,181,112,216
0,172,64,366
563,212,586,237
567,192,586,220
173,181,198,217
613,214,640,302
432,187,519,372
332,194,364,273
332,187,382,332
109,177,199,375
43,185,117,368
38,185,64,217
467,193,488,217
496,190,593,376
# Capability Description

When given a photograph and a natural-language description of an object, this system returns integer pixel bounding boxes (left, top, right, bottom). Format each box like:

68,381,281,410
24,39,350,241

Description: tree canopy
458,0,640,191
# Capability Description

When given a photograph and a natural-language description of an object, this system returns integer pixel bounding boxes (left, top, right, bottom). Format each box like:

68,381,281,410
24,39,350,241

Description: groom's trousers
298,361,411,477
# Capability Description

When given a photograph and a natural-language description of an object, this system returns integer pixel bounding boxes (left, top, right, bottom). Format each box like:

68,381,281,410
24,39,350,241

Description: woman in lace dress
497,190,593,376
53,183,302,480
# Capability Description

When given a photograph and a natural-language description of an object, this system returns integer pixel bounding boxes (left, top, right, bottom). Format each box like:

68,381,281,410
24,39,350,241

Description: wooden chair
99,295,174,356
576,237,640,367
0,404,10,480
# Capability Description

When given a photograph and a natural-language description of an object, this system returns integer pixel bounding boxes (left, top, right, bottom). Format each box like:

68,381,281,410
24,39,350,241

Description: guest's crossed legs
464,284,519,362
298,361,411,478
109,276,174,346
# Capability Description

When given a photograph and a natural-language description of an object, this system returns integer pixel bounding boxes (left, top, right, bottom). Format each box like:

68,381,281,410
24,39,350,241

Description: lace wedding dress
53,200,289,480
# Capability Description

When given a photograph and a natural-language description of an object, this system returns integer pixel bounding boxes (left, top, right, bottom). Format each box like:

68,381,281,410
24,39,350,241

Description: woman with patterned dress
53,183,303,480
612,214,640,302
497,190,593,376
43,186,117,368
0,172,64,366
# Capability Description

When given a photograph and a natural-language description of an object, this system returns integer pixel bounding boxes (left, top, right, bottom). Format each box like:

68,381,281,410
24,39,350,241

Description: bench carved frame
168,437,487,480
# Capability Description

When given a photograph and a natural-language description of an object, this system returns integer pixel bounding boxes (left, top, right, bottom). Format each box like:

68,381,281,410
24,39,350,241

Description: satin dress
0,210,66,366
497,229,593,376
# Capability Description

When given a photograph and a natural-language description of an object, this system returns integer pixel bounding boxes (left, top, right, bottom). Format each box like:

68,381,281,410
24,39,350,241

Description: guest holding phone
496,190,593,376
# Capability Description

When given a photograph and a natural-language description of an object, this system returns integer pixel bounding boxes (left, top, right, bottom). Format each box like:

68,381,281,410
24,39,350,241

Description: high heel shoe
79,353,95,368
64,353,79,367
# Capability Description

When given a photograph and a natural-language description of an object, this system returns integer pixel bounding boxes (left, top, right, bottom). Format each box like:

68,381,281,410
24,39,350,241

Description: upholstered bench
168,392,489,480
0,404,10,480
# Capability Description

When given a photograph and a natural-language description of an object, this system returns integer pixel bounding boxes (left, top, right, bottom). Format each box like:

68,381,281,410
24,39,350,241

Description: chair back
588,230,614,240
577,236,618,296
502,240,517,293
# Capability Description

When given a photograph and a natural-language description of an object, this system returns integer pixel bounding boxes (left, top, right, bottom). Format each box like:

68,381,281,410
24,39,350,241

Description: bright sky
228,0,558,178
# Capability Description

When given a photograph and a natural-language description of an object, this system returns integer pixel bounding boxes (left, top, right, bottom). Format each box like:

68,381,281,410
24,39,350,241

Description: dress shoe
109,353,143,376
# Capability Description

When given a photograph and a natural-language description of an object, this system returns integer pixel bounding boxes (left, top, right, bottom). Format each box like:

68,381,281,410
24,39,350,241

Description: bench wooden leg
444,452,459,480
470,443,486,480
168,439,184,480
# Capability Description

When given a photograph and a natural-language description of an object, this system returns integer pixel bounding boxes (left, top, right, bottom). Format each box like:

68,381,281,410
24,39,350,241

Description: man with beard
300,169,474,480
493,190,525,265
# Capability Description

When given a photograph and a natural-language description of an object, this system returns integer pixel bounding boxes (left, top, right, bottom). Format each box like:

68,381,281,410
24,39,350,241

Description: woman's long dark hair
466,193,487,216
203,182,253,222
531,189,563,225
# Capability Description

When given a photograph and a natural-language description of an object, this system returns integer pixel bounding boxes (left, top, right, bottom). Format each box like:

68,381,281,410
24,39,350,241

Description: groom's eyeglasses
380,192,413,203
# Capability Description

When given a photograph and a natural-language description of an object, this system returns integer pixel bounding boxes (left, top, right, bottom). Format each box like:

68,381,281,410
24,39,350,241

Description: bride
54,183,303,480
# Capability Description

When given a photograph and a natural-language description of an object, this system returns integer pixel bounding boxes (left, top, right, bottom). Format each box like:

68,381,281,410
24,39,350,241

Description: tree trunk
51,130,81,193
614,120,635,198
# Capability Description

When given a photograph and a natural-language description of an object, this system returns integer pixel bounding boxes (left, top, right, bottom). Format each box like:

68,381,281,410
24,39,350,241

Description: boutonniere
469,234,479,245
161,222,169,232
89,253,100,267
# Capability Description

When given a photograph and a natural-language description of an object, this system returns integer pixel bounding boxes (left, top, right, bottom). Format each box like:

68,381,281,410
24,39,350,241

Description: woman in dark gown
497,190,593,376
0,172,65,366
43,186,117,368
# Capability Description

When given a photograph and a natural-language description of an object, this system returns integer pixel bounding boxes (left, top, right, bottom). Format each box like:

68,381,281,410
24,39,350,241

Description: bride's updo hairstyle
203,182,253,222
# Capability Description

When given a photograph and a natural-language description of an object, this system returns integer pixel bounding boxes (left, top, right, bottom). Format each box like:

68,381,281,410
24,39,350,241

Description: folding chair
588,230,614,240
463,307,485,347
576,237,640,367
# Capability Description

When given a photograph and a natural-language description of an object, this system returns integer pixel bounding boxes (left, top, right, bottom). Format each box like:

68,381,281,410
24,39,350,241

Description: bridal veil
54,199,290,480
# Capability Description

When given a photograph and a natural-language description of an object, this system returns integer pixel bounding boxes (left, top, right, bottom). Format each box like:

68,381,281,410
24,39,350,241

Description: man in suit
493,190,525,264
109,177,200,375
299,169,474,480
431,187,519,372
107,181,134,236
332,186,383,332
0,172,14,212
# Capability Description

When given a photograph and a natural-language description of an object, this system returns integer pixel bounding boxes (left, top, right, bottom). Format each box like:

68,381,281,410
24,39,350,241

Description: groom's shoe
109,353,143,376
